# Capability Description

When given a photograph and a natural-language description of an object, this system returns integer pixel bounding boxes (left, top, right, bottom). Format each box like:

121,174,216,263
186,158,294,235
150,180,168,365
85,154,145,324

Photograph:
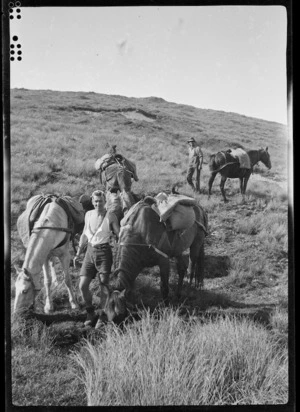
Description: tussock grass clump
11,316,54,350
73,308,288,406
11,317,86,406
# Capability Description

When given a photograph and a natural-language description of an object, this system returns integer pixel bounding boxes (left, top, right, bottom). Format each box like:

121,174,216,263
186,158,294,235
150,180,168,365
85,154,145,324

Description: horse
96,154,137,213
208,147,271,202
99,197,208,323
14,197,81,315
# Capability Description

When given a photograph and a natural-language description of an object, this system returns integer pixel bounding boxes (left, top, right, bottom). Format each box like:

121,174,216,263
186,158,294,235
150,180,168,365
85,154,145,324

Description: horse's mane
122,200,153,229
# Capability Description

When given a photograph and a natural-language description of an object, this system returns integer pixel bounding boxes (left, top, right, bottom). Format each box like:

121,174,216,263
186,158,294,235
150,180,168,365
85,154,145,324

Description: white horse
14,200,79,315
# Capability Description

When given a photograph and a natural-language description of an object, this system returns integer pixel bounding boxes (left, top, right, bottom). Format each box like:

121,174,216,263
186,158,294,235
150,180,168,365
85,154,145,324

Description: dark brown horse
100,198,207,323
208,147,271,202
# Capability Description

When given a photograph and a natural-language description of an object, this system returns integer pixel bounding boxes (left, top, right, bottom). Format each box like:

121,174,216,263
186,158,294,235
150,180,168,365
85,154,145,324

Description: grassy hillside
9,88,290,406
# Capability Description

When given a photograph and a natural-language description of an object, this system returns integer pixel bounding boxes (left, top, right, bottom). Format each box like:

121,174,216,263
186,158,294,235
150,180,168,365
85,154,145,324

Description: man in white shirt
73,190,120,326
186,137,203,193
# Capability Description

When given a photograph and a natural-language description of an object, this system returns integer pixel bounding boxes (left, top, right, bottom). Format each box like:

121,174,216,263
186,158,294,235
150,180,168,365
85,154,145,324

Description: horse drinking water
208,147,271,202
99,197,208,323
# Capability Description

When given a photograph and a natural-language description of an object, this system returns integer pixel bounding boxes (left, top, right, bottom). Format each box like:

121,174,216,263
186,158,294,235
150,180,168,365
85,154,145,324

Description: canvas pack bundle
154,193,198,231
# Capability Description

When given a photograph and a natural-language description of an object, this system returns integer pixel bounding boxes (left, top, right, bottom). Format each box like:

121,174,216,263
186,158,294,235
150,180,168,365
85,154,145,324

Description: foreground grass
10,318,86,406
73,308,288,406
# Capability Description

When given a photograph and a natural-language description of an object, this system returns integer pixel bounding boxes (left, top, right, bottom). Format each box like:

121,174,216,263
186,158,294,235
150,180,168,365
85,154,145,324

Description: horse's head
101,284,128,324
259,147,272,169
13,267,36,315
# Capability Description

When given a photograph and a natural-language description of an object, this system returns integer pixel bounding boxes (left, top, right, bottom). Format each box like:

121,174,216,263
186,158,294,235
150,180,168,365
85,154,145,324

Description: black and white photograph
4,1,293,408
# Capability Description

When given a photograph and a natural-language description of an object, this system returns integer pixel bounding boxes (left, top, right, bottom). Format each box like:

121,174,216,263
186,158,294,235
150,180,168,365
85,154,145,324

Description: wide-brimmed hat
187,137,196,143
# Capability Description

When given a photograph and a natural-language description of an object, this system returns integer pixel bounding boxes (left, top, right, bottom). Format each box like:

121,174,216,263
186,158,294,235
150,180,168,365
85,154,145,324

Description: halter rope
119,241,169,259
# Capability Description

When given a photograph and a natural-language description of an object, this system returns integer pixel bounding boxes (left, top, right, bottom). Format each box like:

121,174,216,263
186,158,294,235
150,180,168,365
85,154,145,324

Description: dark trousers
187,166,200,191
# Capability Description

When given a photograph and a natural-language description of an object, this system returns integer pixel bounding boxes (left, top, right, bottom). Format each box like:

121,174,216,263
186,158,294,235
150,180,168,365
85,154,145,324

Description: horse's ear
265,147,268,152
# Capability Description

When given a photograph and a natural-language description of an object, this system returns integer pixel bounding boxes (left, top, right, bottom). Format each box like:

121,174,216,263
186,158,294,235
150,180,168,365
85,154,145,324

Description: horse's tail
208,154,218,172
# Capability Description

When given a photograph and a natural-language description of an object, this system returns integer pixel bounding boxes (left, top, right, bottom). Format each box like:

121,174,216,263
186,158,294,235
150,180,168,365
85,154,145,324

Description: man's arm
73,213,89,265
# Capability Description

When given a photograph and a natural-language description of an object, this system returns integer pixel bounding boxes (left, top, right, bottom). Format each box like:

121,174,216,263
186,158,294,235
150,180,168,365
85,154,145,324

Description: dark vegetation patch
52,104,158,120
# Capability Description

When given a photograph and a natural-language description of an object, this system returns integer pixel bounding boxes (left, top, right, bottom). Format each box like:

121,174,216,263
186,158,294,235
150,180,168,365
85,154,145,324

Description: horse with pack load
99,193,208,323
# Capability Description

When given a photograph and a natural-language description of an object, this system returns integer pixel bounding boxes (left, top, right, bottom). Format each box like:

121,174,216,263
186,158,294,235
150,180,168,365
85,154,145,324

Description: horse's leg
195,241,205,289
159,258,170,305
175,255,186,299
243,172,251,195
59,248,79,310
49,257,58,288
220,175,228,202
208,172,217,198
43,260,53,314
118,170,135,212
239,177,244,194
187,254,196,287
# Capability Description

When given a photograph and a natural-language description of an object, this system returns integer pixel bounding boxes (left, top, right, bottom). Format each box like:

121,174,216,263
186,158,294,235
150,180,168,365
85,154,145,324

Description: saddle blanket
229,148,251,169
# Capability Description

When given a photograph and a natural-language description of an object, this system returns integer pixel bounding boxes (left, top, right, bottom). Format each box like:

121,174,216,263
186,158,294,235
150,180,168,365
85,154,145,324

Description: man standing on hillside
186,137,203,193
73,190,120,327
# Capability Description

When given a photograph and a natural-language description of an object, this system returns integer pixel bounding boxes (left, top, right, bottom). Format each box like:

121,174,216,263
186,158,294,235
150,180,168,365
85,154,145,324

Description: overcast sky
10,6,288,124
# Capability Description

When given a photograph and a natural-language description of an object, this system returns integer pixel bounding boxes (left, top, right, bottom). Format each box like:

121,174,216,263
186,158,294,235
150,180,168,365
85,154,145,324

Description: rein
119,241,169,259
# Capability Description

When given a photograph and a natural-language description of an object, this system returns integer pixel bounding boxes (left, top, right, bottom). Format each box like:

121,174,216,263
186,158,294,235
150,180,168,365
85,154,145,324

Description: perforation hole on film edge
9,2,22,19
10,36,22,61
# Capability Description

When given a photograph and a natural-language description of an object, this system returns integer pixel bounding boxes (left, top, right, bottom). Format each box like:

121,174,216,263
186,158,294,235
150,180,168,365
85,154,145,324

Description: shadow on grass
178,254,230,279
177,286,276,327
16,279,277,350
21,310,86,326
204,255,231,278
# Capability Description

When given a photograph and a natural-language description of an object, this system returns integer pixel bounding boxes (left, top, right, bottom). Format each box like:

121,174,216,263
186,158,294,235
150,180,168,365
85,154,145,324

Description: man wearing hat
187,137,203,193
